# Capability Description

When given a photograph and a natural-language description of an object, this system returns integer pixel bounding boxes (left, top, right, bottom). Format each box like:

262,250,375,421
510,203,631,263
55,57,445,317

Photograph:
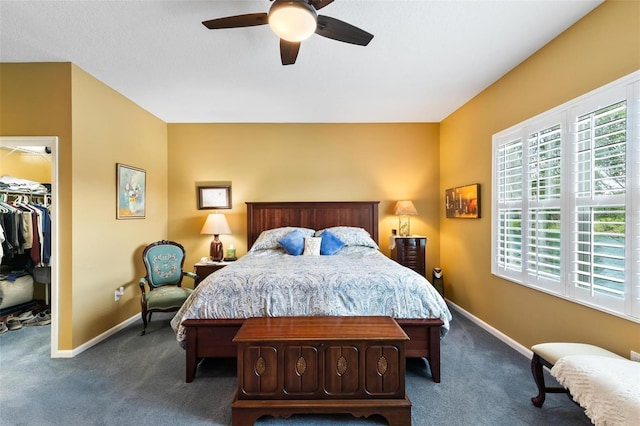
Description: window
492,71,640,322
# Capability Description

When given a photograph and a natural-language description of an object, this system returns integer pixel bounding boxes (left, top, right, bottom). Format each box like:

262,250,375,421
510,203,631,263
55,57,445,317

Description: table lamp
200,213,231,261
394,200,418,237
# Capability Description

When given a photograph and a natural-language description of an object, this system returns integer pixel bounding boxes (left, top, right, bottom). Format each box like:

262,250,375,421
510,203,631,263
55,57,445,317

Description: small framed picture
197,185,231,209
445,183,480,219
116,163,146,219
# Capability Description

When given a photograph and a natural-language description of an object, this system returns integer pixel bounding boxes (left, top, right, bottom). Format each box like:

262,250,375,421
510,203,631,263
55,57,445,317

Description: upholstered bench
530,342,625,407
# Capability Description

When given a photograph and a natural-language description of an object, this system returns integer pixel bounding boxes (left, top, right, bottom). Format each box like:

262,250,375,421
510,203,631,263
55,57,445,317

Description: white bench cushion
532,342,624,365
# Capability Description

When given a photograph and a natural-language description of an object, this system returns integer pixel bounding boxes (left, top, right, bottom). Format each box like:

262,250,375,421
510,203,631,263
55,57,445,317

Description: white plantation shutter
498,138,524,203
575,101,627,198
526,122,563,292
497,208,522,273
494,137,523,279
527,208,561,283
569,98,630,313
573,206,625,298
492,71,640,321
528,124,562,201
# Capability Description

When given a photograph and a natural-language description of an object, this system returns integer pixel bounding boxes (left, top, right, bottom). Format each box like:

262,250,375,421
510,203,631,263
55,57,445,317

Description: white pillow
315,226,378,249
303,237,321,256
250,227,315,252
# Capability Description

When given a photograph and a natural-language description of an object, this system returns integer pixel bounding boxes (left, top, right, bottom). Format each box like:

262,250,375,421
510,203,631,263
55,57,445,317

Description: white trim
63,314,140,358
447,300,533,359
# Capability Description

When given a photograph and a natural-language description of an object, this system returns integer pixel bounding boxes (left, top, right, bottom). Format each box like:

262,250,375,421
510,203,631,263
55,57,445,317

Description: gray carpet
0,309,591,425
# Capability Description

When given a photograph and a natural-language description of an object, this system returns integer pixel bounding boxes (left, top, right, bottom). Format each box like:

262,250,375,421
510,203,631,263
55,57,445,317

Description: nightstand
390,236,426,276
193,262,229,287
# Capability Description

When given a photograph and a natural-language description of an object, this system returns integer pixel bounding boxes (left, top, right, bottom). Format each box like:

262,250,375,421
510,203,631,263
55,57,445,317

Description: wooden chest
231,316,411,425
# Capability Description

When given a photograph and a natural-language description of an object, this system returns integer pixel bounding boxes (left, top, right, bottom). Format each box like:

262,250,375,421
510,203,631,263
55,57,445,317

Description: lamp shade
200,213,231,236
268,1,318,42
394,200,418,216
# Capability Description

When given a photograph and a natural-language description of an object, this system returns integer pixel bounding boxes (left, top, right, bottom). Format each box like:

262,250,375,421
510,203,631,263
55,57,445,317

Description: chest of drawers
391,236,426,276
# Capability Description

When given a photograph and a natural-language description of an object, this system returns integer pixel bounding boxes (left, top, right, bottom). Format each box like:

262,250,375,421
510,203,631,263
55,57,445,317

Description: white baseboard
447,299,533,359
54,314,140,358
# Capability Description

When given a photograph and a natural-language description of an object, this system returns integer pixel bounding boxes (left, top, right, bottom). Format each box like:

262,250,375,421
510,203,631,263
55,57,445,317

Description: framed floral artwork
116,163,146,219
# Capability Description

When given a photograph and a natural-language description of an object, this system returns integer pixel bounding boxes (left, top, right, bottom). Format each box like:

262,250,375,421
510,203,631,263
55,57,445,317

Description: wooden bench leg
530,353,569,407
531,353,547,407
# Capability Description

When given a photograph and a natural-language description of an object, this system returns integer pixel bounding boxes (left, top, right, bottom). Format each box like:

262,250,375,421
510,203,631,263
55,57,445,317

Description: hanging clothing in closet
0,176,52,311
0,175,51,267
0,193,51,268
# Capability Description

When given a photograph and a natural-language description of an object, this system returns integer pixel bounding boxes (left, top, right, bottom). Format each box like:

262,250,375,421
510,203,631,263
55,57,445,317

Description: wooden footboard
183,317,444,383
397,318,443,383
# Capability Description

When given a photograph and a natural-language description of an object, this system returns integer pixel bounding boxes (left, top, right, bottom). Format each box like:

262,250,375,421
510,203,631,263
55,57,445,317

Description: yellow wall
167,123,440,273
0,63,167,350
0,62,74,348
70,65,168,346
440,0,640,356
0,151,52,183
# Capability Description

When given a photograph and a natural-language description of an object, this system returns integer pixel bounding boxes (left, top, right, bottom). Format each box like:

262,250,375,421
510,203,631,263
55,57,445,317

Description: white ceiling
0,0,603,123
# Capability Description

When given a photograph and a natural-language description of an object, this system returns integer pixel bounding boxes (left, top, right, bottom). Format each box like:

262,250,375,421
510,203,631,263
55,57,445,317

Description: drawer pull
336,356,348,376
295,356,307,376
377,356,388,375
255,356,266,376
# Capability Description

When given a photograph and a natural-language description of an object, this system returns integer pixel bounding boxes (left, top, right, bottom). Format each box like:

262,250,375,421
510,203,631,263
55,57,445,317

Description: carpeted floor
0,308,591,425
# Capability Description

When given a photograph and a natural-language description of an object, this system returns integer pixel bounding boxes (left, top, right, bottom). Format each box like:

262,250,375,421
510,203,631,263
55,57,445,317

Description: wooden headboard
246,201,380,248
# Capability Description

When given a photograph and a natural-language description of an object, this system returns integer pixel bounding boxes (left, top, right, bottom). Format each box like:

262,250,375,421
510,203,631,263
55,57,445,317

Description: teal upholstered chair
139,240,196,335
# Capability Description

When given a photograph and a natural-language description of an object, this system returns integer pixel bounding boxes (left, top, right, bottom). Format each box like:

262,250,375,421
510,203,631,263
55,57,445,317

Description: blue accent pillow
320,230,346,255
279,230,306,256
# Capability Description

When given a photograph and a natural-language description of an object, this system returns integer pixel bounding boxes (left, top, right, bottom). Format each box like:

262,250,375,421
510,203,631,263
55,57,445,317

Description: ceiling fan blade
202,13,268,29
316,15,373,46
280,40,301,65
310,0,336,10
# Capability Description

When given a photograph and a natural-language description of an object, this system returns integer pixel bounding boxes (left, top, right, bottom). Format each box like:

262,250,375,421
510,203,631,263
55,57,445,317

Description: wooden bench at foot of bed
183,318,444,384
530,342,626,407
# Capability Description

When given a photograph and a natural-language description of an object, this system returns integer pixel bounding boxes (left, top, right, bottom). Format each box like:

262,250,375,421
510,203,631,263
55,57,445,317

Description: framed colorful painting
445,183,480,219
116,163,146,219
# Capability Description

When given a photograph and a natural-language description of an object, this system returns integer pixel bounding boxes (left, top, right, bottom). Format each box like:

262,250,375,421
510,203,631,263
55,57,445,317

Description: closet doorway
0,136,59,357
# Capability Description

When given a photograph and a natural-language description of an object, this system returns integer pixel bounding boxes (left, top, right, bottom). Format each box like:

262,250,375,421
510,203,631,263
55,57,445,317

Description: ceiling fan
202,0,374,65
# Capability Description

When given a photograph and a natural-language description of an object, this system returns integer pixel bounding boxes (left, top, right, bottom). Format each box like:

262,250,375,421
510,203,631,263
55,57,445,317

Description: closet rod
0,190,50,204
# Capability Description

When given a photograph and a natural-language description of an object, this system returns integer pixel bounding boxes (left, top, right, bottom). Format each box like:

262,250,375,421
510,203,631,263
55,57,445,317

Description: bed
171,201,452,383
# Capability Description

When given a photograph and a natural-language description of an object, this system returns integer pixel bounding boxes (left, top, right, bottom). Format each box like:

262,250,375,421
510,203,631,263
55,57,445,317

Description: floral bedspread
171,247,452,347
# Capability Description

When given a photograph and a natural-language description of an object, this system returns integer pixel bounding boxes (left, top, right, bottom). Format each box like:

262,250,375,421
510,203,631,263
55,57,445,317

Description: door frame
0,136,60,357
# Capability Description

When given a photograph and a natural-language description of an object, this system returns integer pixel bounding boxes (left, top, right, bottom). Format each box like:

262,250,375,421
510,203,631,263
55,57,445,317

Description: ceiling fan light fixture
268,1,318,42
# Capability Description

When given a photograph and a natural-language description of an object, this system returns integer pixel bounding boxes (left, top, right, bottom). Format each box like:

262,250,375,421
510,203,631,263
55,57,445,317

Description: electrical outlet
631,350,640,362
114,287,125,302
